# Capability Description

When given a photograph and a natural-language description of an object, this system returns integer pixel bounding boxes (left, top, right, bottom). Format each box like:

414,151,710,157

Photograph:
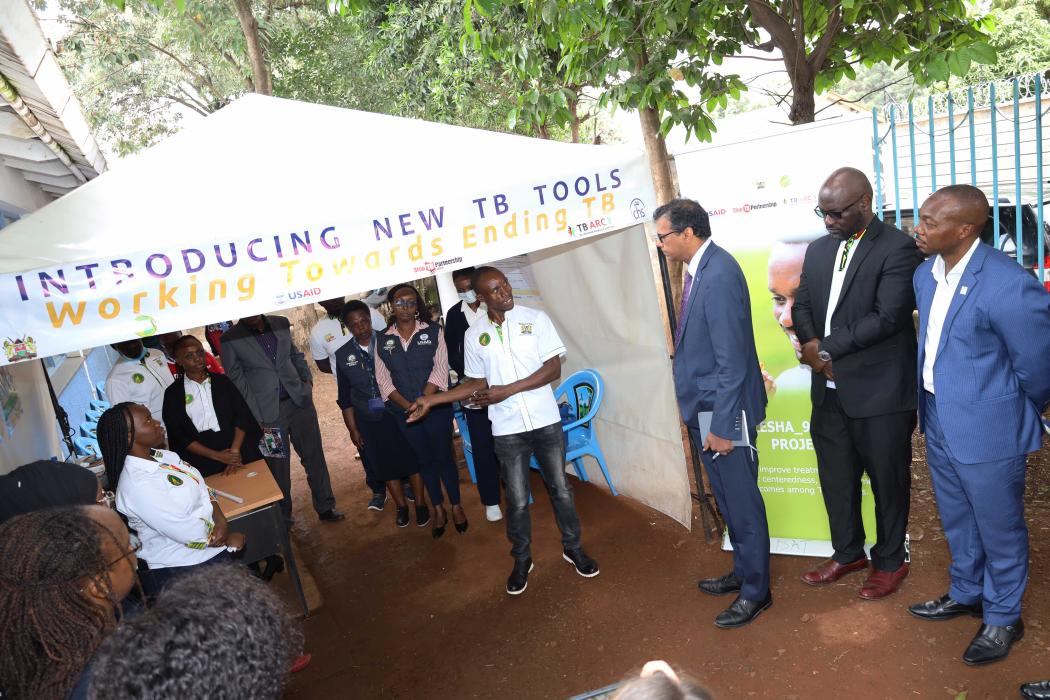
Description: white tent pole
435,271,458,320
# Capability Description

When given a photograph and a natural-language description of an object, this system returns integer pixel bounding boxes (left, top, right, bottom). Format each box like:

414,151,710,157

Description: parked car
882,202,1050,291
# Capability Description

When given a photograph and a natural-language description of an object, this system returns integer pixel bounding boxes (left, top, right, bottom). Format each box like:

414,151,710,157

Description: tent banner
0,109,654,365
674,117,879,556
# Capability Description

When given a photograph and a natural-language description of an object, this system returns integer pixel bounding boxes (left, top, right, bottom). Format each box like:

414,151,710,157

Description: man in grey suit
654,198,771,629
221,314,344,524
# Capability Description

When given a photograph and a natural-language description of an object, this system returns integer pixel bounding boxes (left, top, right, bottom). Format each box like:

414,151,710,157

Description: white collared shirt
309,316,353,367
459,300,488,326
823,230,867,388
183,376,221,433
115,448,225,569
923,238,981,393
463,305,567,436
687,237,713,279
105,348,174,426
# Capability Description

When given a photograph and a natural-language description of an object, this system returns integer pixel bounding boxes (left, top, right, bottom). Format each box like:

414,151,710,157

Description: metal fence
871,73,1048,286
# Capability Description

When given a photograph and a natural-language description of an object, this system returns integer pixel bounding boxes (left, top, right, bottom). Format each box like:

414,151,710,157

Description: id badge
259,426,287,458
367,397,385,414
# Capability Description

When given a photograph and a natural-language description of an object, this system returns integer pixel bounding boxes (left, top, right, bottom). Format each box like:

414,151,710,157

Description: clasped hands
217,447,245,475
799,339,835,381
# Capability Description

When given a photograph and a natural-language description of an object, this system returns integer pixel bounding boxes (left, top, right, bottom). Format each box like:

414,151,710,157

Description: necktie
675,272,693,345
839,229,866,271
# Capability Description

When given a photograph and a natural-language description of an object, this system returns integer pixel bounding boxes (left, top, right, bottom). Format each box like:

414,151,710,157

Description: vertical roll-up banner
675,116,880,556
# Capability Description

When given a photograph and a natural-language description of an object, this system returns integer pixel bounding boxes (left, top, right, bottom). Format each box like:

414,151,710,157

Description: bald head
915,184,989,262
930,184,990,228
817,167,875,238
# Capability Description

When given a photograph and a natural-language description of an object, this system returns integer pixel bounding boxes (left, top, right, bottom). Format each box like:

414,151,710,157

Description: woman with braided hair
98,402,246,597
0,505,138,700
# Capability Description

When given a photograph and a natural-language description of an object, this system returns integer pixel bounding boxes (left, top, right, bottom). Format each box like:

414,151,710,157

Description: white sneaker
485,505,503,522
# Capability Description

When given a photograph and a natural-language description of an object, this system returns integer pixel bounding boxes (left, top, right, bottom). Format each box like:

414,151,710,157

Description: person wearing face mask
104,339,174,428
792,167,923,601
444,267,503,522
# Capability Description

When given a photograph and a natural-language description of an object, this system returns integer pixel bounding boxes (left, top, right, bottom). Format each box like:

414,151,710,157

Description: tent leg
657,248,720,542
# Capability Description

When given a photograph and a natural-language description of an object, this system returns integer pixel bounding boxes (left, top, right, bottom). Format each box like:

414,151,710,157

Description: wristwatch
817,347,832,363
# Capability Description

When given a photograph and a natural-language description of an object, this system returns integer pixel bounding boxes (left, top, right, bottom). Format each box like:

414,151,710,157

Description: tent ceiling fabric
0,94,655,364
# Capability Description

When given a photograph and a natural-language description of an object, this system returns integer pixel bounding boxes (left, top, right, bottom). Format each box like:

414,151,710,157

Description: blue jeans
493,422,582,563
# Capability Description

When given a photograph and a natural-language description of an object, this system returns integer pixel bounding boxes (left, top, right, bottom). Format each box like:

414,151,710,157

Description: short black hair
469,265,504,292
452,267,476,282
653,198,711,240
90,564,303,700
340,299,370,324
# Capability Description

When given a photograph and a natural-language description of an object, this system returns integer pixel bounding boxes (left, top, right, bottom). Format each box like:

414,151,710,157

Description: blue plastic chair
531,369,618,496
74,435,101,459
452,405,478,484
90,399,111,412
80,422,98,439
85,409,103,423
95,381,108,402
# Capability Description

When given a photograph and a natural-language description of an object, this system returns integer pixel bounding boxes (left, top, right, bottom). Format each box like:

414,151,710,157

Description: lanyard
355,337,380,397
494,323,505,345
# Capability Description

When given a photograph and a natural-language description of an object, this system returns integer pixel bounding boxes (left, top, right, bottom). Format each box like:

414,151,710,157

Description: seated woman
162,335,263,477
0,505,139,700
97,402,245,597
336,300,427,529
374,284,467,538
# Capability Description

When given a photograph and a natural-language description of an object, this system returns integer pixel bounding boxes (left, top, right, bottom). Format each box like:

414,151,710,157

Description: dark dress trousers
673,241,770,601
162,373,264,477
792,215,923,571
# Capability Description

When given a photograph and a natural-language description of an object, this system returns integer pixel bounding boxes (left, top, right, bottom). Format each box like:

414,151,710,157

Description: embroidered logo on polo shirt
132,373,144,383
479,333,491,347
167,474,183,486
325,333,335,342
185,393,194,404
518,323,534,335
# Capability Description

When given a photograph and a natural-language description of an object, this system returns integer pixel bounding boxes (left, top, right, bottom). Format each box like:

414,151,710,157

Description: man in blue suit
908,184,1050,666
654,198,771,629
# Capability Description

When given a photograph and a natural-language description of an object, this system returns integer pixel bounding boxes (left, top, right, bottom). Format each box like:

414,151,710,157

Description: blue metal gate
871,74,1048,287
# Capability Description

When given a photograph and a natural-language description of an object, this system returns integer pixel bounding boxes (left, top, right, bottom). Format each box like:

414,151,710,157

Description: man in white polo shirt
105,338,174,428
408,266,598,595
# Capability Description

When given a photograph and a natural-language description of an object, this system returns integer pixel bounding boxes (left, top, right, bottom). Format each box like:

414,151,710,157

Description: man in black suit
793,167,922,600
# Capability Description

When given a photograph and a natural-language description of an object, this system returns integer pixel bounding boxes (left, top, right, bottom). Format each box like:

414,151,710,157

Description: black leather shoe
318,509,345,523
907,594,983,621
562,548,600,577
963,620,1024,666
507,559,534,596
698,572,742,596
415,505,430,527
714,592,772,629
1021,680,1050,699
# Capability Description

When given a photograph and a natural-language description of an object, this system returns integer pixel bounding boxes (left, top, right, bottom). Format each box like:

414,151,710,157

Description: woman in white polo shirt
97,402,245,597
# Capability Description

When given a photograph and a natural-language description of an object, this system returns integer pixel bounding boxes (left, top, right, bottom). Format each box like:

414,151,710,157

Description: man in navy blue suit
654,198,771,629
908,184,1050,667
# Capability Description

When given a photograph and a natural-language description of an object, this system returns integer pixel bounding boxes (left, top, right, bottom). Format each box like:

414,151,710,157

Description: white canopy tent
0,95,691,526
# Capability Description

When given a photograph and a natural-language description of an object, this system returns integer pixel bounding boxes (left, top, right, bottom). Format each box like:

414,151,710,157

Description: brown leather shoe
858,563,909,600
800,556,869,586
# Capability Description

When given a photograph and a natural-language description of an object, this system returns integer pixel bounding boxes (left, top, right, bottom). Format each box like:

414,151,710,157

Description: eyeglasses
392,300,418,309
106,538,142,568
653,229,684,244
814,195,864,220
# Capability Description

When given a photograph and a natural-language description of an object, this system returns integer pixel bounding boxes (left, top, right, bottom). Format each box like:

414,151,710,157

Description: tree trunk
569,95,581,143
788,69,817,124
638,105,684,309
230,0,272,96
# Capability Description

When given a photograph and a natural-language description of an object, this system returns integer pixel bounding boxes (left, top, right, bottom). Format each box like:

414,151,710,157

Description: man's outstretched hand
406,396,434,423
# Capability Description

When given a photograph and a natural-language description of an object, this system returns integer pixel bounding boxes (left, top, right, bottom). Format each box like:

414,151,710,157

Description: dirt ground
275,371,1050,700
